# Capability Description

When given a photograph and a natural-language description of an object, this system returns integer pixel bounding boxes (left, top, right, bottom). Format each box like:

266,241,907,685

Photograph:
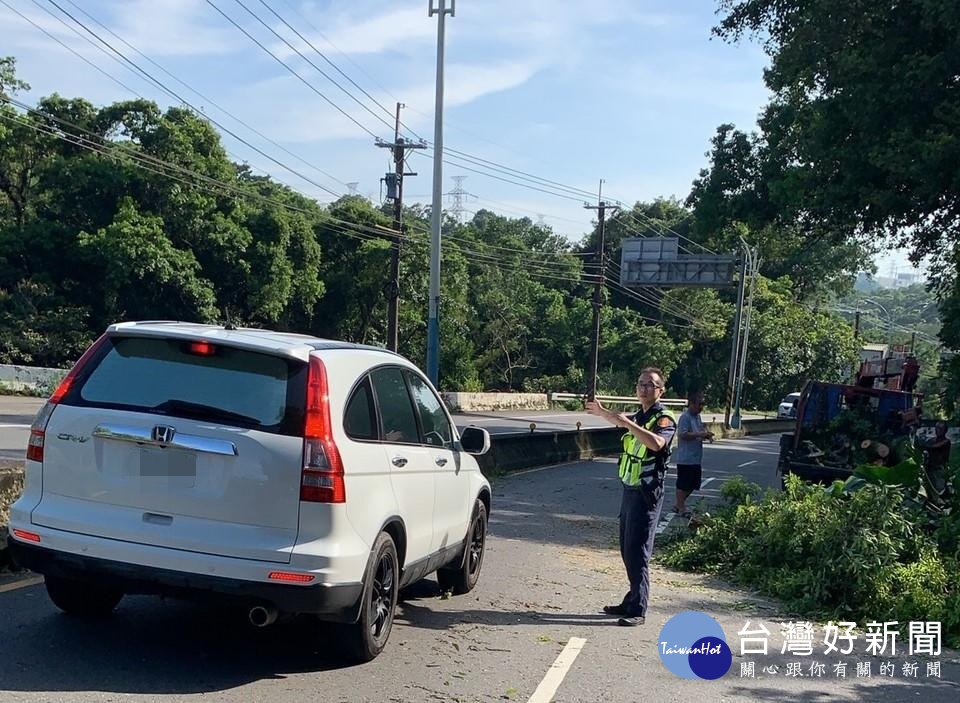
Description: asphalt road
1,435,957,702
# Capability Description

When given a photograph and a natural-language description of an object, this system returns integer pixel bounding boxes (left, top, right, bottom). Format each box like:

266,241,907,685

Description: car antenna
223,306,237,331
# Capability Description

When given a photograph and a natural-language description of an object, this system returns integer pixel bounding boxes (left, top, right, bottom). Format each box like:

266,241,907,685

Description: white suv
8,322,491,661
777,392,801,419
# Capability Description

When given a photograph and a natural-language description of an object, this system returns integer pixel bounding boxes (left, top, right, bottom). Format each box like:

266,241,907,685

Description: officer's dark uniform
609,401,676,623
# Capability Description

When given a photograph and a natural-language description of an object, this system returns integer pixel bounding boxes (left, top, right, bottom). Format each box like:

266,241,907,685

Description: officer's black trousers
618,485,663,616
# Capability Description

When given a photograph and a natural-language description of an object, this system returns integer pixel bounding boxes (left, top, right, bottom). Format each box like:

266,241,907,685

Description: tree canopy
0,55,872,409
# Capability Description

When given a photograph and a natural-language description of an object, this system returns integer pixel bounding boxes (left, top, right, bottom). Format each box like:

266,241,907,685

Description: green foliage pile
661,474,960,647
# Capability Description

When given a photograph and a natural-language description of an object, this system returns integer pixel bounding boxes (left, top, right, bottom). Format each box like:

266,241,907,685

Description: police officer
585,367,676,626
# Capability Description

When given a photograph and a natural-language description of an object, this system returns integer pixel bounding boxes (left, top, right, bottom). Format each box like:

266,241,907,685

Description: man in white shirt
673,391,713,517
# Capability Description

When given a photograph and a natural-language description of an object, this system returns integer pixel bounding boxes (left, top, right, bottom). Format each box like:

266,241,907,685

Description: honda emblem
152,425,176,444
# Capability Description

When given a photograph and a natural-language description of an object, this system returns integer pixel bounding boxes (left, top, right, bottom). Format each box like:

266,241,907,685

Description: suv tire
345,531,399,662
45,575,123,617
437,500,487,595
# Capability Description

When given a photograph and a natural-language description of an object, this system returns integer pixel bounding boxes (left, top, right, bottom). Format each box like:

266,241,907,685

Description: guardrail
548,392,687,407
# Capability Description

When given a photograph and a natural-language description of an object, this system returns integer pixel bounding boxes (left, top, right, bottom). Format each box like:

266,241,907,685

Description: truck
777,350,923,485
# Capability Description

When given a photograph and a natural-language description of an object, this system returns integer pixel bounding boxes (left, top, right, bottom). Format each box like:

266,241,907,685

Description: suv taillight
27,334,109,463
300,356,345,503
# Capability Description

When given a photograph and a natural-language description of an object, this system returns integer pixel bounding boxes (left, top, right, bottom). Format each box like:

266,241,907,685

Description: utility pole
724,254,748,427
854,310,862,339
426,0,454,385
584,182,618,400
376,103,425,352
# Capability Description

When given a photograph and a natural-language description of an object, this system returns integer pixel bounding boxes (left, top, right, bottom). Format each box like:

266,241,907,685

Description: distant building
856,271,925,290
896,272,920,287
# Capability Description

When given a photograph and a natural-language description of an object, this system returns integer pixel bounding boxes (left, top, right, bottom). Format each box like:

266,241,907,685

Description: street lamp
731,239,759,430
860,298,894,345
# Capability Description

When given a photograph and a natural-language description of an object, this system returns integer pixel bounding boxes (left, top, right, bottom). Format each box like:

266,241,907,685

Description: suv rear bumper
9,539,363,623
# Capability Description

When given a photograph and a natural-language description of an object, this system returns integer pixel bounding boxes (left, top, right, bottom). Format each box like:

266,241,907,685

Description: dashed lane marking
655,512,675,535
526,636,587,703
655,477,719,534
737,460,758,467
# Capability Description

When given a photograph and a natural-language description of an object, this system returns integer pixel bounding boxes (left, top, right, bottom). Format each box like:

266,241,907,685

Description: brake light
267,571,315,583
28,333,110,463
187,340,216,356
12,529,41,543
300,356,345,503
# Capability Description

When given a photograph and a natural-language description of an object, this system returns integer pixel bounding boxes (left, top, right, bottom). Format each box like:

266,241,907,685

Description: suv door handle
391,456,408,467
435,457,448,467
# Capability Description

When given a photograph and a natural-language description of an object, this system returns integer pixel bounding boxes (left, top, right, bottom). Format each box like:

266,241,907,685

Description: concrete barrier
441,392,549,412
474,418,790,475
475,427,623,475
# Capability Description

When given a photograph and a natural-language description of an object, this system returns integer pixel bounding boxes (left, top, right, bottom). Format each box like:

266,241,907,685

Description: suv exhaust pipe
248,604,279,628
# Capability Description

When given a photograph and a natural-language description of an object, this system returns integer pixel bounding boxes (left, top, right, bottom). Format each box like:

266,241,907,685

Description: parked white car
8,322,491,661
777,392,801,419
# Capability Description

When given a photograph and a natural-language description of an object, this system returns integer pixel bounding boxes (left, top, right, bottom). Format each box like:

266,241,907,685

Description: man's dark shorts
676,464,702,492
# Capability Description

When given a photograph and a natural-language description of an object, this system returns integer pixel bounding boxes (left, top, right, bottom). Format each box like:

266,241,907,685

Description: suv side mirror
459,426,490,455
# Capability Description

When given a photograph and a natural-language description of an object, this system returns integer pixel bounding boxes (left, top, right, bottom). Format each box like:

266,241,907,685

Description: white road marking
655,512,675,535
656,477,719,534
526,636,587,703
506,459,612,478
737,460,757,467
0,576,43,593
0,423,30,428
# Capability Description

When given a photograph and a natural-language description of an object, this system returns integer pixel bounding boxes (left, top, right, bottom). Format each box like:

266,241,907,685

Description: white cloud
403,59,543,110
108,0,240,56
272,5,436,59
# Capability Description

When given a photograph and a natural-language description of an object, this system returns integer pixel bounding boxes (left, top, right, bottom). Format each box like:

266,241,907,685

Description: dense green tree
0,55,876,412
709,0,959,407
687,126,874,297
741,277,859,407
714,0,960,277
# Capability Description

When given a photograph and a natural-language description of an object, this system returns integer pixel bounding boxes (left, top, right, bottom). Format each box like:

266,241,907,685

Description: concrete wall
442,392,549,412
0,364,67,393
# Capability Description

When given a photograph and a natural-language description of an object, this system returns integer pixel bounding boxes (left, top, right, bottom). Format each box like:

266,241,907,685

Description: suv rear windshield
62,335,308,436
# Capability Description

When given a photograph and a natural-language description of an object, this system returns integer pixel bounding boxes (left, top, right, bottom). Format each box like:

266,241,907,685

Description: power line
232,0,395,133
256,0,396,123
202,0,382,140
275,0,412,127
0,105,394,246
57,0,351,189
2,0,141,96
410,150,584,203
42,0,346,198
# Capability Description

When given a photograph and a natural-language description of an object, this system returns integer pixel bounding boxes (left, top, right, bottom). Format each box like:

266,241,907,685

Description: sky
1,0,921,275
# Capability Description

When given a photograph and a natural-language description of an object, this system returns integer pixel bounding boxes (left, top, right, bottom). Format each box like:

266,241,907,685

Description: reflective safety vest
618,409,675,488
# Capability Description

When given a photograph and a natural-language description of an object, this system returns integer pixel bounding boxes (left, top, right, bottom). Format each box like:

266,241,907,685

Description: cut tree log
860,439,890,460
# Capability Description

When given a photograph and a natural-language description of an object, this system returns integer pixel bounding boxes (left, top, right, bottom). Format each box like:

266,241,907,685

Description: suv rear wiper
151,399,261,426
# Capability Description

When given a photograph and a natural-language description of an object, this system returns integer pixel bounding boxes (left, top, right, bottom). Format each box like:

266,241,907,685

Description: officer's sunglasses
637,382,663,390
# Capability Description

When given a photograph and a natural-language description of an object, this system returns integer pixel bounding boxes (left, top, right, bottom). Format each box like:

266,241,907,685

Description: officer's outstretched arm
619,416,666,452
